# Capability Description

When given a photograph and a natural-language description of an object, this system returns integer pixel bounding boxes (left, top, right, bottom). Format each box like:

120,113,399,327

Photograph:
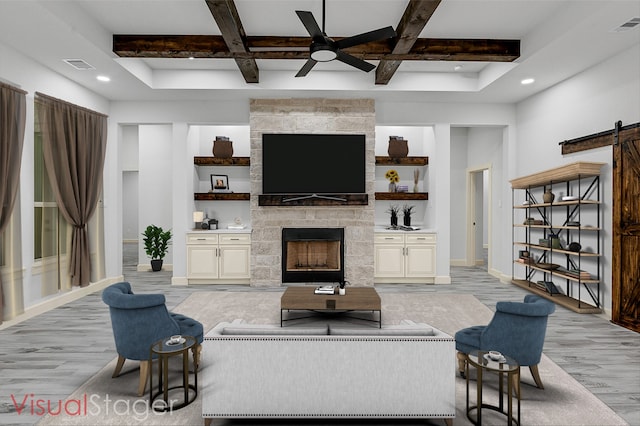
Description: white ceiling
0,0,638,103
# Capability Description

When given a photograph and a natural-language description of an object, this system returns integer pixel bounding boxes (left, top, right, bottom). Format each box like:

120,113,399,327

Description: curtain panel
0,82,27,323
35,93,107,287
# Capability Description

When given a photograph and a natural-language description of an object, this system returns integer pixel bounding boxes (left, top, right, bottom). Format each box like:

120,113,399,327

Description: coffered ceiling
0,0,638,103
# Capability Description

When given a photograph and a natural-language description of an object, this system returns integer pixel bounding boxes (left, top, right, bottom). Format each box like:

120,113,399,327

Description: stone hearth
249,98,375,287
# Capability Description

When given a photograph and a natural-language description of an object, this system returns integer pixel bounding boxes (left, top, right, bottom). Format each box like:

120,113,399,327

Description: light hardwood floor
0,243,637,425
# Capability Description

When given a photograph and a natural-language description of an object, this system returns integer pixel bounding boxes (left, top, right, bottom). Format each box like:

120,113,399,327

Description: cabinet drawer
219,234,251,245
374,234,404,244
187,234,218,244
406,234,436,244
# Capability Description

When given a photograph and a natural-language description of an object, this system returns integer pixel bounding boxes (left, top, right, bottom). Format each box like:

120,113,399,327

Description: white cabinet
187,232,250,284
374,232,436,283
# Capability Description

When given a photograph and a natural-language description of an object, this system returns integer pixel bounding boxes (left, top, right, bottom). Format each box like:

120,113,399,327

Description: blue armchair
455,294,555,394
102,282,203,396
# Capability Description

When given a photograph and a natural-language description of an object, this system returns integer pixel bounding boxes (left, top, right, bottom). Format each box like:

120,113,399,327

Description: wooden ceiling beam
204,0,259,83
113,35,519,62
376,0,442,85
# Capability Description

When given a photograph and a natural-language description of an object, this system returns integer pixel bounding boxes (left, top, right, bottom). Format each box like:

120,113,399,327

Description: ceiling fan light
310,43,337,62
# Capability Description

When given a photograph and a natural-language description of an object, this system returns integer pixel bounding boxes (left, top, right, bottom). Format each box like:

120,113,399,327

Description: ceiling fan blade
295,11,324,39
335,26,396,50
335,51,376,73
295,58,318,77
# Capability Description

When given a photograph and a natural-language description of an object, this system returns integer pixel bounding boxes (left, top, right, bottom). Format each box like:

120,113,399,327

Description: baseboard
137,263,173,272
489,268,511,283
0,275,124,330
434,275,452,284
171,276,189,286
450,259,467,266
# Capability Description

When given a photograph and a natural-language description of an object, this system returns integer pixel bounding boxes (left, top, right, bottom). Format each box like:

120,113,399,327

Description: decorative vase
543,189,555,204
413,184,419,193
390,213,398,227
388,136,408,159
389,182,397,192
213,139,233,158
339,288,346,296
403,215,411,227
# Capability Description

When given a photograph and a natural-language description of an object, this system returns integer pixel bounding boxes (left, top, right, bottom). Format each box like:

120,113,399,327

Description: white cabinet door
219,245,251,279
374,244,405,277
187,245,218,278
405,244,436,277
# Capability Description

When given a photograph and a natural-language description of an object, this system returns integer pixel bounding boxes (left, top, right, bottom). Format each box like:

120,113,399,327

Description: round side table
149,335,198,412
466,350,520,425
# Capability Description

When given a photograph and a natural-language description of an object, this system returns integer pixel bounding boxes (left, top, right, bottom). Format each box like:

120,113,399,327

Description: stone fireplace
249,98,376,287
282,227,344,284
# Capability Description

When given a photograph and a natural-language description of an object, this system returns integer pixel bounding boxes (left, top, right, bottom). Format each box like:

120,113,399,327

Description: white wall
137,125,173,267
515,45,640,312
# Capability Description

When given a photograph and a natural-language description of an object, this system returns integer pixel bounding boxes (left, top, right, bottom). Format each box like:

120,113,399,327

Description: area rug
37,291,627,425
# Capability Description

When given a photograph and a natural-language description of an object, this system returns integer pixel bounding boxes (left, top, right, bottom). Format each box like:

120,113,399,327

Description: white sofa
201,320,455,425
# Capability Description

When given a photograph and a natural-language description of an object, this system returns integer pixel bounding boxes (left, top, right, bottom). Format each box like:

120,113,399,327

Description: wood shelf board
513,200,600,208
258,194,368,206
194,156,250,166
511,279,601,313
375,192,428,200
513,224,601,231
195,193,250,201
510,162,605,189
375,156,428,166
513,261,599,283
513,242,601,257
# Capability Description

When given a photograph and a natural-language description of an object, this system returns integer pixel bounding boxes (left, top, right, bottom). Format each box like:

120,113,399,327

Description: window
33,121,69,261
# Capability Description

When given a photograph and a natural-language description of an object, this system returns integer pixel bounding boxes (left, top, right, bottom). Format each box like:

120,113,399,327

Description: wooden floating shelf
194,156,250,166
258,194,368,206
513,261,599,283
511,279,601,314
375,156,428,166
195,193,250,201
375,192,428,200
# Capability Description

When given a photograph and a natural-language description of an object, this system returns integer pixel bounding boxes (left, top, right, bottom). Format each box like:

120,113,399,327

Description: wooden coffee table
280,286,382,327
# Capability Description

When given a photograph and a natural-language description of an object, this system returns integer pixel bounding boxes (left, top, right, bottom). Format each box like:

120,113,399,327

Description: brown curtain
0,82,27,323
35,93,107,287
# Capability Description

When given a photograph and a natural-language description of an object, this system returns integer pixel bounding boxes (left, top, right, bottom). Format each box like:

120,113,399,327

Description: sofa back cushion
329,324,434,336
221,325,329,335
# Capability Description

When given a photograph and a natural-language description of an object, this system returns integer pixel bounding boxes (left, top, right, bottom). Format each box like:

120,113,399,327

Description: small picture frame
210,174,229,192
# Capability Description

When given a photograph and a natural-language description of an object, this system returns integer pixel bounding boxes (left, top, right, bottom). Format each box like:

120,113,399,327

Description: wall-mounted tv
262,133,366,194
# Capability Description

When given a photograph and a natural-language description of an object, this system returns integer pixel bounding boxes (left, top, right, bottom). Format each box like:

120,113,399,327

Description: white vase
339,288,346,295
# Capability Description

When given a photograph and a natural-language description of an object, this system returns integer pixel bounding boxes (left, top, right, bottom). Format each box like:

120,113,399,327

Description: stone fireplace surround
249,98,376,287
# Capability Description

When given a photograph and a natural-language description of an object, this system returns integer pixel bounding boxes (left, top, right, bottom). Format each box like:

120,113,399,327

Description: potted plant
338,280,349,295
387,204,400,227
142,225,172,272
403,204,415,227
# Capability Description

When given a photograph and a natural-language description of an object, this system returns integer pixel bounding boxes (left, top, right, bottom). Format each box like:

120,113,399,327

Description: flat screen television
262,133,366,194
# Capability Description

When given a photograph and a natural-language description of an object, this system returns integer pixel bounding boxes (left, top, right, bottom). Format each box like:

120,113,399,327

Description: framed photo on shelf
210,174,230,192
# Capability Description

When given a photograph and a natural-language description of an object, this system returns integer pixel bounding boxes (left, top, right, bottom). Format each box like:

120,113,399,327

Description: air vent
63,59,95,70
610,17,640,32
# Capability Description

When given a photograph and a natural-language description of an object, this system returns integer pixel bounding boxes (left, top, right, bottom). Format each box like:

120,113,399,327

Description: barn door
612,125,640,332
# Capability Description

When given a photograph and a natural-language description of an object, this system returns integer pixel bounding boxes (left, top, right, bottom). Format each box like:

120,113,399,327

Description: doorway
466,166,491,270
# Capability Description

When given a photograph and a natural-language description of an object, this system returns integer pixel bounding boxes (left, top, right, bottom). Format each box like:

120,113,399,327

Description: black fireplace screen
281,228,345,283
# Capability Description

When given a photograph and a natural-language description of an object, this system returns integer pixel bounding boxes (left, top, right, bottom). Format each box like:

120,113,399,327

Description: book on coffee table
314,286,335,295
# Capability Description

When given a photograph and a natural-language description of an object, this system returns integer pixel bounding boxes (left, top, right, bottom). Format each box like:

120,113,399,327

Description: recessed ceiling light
96,75,111,82
521,78,535,85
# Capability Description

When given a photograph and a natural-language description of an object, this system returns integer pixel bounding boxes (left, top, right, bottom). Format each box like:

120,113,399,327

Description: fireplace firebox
282,228,345,284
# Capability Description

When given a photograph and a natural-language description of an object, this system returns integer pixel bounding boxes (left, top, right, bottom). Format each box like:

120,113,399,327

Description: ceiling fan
295,0,396,77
